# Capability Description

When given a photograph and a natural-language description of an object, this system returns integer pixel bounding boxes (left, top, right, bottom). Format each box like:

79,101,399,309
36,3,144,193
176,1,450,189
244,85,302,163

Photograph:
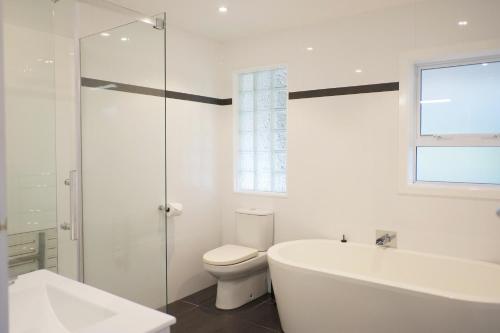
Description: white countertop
9,270,176,333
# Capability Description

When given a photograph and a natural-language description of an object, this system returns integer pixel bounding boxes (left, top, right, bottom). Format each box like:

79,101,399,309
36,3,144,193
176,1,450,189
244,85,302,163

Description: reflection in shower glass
4,0,58,277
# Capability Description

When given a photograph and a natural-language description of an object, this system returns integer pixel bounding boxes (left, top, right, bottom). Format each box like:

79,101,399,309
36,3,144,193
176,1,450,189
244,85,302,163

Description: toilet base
215,269,268,310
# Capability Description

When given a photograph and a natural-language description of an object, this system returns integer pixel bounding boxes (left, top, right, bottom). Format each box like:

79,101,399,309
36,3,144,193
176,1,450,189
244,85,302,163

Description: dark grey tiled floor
163,285,283,333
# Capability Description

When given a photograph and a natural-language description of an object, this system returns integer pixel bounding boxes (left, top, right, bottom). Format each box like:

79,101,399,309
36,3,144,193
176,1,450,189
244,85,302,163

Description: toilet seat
203,244,258,266
204,252,267,281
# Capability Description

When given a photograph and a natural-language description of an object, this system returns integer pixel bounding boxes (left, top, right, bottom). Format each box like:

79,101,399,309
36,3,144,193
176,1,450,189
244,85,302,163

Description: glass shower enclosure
4,0,168,311
79,14,167,310
4,0,58,278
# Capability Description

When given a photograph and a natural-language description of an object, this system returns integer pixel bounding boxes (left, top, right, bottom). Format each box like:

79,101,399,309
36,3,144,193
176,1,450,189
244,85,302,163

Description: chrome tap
375,231,397,247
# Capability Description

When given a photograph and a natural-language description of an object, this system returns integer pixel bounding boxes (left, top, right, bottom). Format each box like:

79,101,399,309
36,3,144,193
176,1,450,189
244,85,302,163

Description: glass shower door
80,14,167,309
3,0,58,278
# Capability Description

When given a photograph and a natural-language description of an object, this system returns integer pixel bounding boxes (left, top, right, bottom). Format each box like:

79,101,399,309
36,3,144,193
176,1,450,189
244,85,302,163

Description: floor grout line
180,300,200,307
243,319,282,333
166,300,200,319
241,316,283,333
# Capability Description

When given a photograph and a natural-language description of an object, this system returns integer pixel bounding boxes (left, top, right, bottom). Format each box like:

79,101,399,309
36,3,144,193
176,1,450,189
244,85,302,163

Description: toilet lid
203,244,258,266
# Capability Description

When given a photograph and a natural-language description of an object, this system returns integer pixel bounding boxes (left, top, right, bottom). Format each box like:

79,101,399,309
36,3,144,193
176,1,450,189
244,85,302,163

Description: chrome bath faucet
375,230,397,248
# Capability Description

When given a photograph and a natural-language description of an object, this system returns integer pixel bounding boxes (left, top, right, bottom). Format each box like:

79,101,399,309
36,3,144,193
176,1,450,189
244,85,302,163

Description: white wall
164,28,223,302
219,0,500,263
165,97,222,302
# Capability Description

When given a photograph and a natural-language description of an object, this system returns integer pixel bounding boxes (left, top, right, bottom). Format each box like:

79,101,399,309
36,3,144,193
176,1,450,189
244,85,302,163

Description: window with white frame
236,67,288,193
415,58,500,186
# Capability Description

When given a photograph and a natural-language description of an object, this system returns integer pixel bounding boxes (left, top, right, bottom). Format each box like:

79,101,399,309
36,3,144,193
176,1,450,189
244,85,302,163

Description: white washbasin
9,270,176,333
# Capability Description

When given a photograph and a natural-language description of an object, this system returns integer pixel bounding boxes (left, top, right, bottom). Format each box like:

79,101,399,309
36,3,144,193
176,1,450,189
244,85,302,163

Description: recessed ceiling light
306,47,314,51
44,59,54,64
218,6,228,13
100,32,110,37
120,37,130,42
482,63,489,66
458,20,468,26
355,69,363,73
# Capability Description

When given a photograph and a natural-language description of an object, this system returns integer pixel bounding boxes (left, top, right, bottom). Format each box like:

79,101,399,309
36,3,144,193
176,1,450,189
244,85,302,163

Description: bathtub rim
268,239,500,305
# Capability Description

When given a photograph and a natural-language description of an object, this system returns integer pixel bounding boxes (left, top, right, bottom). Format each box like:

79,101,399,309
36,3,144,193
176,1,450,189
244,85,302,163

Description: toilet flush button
497,208,500,218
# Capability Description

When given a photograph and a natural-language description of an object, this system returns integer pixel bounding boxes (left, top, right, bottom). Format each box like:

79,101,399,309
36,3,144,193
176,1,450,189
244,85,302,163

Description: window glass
237,68,287,193
420,61,500,135
416,147,500,185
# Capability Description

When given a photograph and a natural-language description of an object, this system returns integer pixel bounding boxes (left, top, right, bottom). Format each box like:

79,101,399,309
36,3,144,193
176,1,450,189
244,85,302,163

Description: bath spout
375,233,396,247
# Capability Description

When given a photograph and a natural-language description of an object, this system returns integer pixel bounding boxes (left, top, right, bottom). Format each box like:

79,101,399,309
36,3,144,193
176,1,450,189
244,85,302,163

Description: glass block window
415,59,500,185
236,68,288,193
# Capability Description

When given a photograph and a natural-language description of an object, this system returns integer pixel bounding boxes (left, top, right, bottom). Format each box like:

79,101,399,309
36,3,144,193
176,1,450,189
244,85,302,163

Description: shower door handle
158,205,170,214
64,170,79,240
159,203,183,217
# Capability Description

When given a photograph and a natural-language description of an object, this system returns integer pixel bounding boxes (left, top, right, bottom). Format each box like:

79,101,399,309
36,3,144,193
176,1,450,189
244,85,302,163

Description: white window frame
398,41,500,200
232,65,288,197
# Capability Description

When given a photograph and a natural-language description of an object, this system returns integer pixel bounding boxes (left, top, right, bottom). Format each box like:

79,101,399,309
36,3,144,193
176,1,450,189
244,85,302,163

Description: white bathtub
268,239,500,333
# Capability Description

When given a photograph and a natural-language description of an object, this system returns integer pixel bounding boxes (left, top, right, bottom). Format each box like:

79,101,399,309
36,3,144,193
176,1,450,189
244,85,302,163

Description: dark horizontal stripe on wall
289,82,399,100
81,77,231,106
164,90,231,105
82,77,398,106
218,98,233,105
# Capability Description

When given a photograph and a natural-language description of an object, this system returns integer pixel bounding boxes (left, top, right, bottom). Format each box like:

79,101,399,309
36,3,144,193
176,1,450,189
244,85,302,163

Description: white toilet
203,208,274,310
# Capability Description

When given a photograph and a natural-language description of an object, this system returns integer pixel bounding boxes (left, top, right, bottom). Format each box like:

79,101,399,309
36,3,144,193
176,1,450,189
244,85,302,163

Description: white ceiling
109,0,419,42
